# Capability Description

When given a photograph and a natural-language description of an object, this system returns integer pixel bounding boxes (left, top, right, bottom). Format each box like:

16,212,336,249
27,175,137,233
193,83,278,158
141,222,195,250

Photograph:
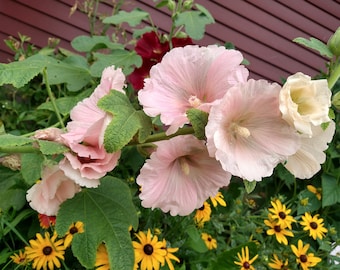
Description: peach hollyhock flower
284,121,335,179
206,79,300,181
136,135,231,216
279,72,332,137
138,45,249,135
26,165,81,216
60,66,124,187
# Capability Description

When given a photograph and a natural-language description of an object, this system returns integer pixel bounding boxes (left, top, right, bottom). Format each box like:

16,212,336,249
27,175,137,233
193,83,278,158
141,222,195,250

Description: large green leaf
56,177,138,269
0,134,34,148
97,91,152,152
175,4,215,40
71,35,124,52
103,9,149,27
322,174,340,207
20,152,44,185
37,140,69,155
91,51,142,76
293,37,333,58
186,108,208,140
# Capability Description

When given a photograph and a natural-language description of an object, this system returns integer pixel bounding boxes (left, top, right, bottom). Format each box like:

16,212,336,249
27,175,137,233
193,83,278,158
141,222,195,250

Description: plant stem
328,59,340,89
42,68,65,129
143,126,194,144
0,145,39,153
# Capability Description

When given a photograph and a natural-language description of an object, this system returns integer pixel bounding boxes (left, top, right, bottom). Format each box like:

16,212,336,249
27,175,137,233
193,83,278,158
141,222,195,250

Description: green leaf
103,9,149,27
0,134,34,148
56,177,138,269
21,153,44,185
297,189,321,215
322,174,340,207
0,55,44,88
98,91,152,152
243,179,256,194
91,51,142,76
184,225,208,253
71,35,124,52
37,140,69,155
175,7,214,40
0,166,27,211
186,108,208,140
293,37,333,58
38,96,80,116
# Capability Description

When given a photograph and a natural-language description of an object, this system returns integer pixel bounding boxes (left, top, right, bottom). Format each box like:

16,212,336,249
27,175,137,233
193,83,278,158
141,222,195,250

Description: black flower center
274,225,281,232
243,261,250,269
199,205,205,210
279,211,286,219
70,226,79,234
310,222,318,230
300,254,308,263
42,246,53,255
207,237,212,242
143,244,154,255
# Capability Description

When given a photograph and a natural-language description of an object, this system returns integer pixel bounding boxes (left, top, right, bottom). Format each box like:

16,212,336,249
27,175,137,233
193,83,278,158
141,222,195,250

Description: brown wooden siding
1,0,339,82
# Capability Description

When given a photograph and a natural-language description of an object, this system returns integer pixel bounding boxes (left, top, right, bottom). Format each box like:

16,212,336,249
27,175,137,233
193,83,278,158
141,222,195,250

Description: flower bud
328,27,340,57
183,0,193,10
167,0,176,12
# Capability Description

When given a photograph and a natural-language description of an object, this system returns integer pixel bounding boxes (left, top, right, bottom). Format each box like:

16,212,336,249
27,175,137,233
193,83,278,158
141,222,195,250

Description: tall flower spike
137,135,231,216
206,79,300,181
138,45,248,135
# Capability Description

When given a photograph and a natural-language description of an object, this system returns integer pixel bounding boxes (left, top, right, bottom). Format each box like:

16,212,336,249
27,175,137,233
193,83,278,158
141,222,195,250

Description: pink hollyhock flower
206,79,300,181
128,31,193,90
138,45,249,135
26,165,81,216
60,66,124,187
284,121,335,179
136,135,231,216
59,144,120,188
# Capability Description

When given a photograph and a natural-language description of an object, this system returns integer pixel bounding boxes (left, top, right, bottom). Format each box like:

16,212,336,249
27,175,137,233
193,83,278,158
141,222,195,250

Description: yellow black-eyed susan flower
300,212,327,240
95,243,110,270
201,233,217,250
64,221,85,247
291,240,321,270
264,218,294,245
268,199,296,229
268,253,289,269
234,246,258,270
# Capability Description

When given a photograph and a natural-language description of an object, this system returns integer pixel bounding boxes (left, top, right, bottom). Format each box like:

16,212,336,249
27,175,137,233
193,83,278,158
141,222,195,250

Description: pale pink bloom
63,66,125,146
279,72,331,137
60,66,124,186
59,144,120,188
284,121,335,179
136,135,231,216
138,45,249,135
26,165,81,216
206,79,300,181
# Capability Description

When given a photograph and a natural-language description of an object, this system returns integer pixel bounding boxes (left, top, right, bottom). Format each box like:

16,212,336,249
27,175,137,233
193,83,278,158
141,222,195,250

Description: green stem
0,145,39,153
42,68,65,129
328,59,340,89
2,219,29,246
143,126,194,144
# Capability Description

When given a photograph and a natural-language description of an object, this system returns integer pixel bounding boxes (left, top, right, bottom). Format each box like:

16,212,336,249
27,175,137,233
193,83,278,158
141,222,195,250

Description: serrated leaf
21,153,44,185
0,134,34,148
186,108,208,140
71,35,124,52
322,174,340,207
37,140,69,155
243,179,256,194
98,91,152,152
175,9,214,40
293,37,333,58
56,177,138,269
0,55,44,88
103,9,149,27
91,51,142,76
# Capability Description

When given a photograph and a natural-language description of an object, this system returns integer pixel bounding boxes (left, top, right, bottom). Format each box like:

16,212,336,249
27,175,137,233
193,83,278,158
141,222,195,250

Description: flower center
42,246,53,255
179,157,190,175
279,212,286,219
299,254,308,263
274,225,281,232
143,244,154,255
208,237,212,242
310,222,318,230
70,226,79,234
199,205,205,210
78,155,95,164
230,122,250,138
188,95,202,108
243,261,250,269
